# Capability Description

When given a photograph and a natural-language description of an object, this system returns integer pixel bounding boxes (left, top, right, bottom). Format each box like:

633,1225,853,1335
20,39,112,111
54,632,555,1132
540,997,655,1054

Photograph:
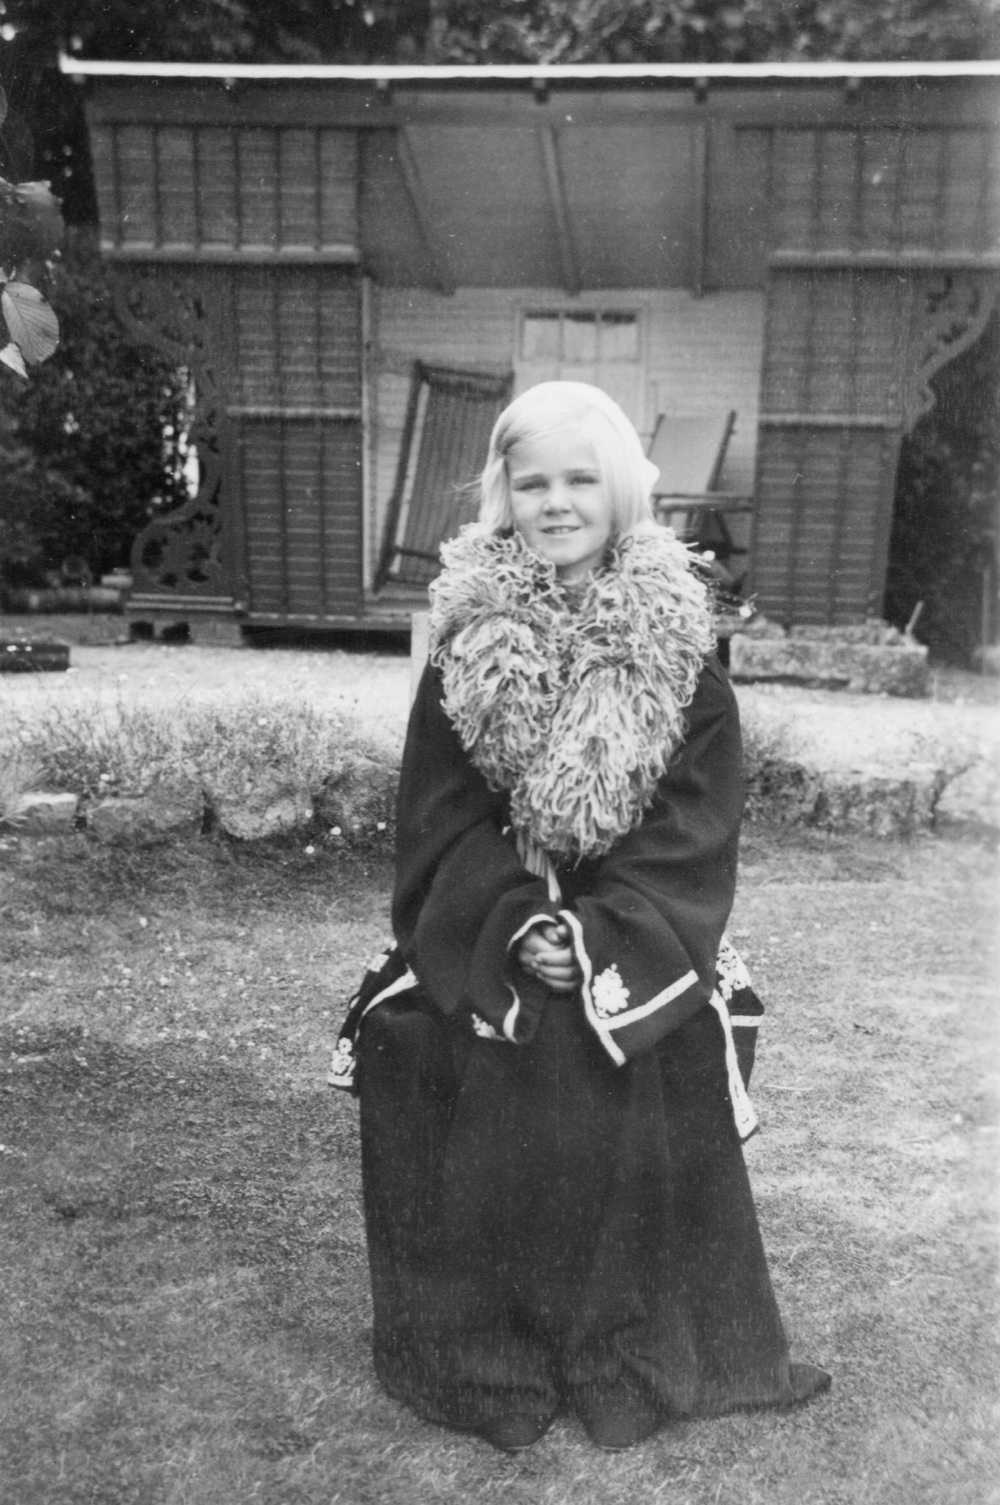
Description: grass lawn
0,827,996,1505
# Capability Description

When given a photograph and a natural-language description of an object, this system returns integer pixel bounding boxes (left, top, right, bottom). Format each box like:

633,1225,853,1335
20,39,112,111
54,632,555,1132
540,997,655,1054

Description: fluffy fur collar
428,525,715,859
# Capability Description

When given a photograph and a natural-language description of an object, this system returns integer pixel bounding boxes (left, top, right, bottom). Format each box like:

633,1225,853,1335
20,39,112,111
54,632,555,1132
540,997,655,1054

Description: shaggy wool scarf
428,525,715,860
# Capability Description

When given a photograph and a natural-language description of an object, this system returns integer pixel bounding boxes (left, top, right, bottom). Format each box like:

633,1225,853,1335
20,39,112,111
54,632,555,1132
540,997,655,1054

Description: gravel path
0,639,414,759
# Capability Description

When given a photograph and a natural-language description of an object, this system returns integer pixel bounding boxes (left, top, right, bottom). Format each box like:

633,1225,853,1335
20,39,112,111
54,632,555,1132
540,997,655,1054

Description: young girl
338,381,830,1452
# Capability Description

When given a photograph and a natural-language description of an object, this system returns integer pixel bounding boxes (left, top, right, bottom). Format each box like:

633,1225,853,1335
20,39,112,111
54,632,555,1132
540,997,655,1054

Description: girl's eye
570,472,599,485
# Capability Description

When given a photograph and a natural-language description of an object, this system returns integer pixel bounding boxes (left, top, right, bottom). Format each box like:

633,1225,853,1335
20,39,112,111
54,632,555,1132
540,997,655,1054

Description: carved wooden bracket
903,270,999,434
111,267,231,600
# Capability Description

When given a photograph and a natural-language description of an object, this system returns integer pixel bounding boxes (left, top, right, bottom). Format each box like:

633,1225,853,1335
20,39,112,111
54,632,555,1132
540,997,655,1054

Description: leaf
0,342,28,379
1,282,59,364
12,181,64,256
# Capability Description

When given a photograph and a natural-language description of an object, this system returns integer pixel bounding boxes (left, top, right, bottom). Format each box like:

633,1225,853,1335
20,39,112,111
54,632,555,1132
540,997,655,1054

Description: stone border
6,749,995,845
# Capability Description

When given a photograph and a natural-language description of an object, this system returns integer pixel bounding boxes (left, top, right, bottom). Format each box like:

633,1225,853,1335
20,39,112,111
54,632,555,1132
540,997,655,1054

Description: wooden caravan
66,59,1000,637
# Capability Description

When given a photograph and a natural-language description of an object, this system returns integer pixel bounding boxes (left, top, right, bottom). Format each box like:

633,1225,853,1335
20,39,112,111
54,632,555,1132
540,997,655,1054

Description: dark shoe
579,1399,663,1451
788,1363,832,1404
478,1413,553,1452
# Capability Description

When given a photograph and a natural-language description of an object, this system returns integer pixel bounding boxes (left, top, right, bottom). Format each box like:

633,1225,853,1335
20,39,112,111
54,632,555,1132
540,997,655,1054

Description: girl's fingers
536,948,575,968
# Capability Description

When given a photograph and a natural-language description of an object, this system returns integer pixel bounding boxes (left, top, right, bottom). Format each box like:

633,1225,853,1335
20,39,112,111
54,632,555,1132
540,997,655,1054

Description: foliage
431,0,999,64
884,311,1000,666
0,246,189,584
1,687,358,803
0,0,994,66
0,86,63,381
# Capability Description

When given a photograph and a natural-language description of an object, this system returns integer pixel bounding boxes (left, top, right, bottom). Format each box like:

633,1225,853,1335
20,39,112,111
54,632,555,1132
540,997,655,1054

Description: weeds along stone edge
5,754,996,845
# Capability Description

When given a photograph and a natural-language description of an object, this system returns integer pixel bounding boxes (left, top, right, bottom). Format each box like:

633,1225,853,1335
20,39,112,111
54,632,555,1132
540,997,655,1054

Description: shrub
884,310,1000,666
0,243,189,587
0,691,368,809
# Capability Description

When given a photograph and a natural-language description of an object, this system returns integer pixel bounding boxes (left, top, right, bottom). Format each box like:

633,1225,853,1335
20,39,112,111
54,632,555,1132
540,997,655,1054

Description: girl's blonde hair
478,381,659,535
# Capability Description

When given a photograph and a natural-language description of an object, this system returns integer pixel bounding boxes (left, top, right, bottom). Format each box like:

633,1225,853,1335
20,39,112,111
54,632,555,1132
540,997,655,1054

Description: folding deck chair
646,410,751,589
377,362,513,589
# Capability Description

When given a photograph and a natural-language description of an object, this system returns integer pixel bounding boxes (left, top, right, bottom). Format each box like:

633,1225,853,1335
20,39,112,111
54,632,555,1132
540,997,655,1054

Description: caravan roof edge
58,56,1000,83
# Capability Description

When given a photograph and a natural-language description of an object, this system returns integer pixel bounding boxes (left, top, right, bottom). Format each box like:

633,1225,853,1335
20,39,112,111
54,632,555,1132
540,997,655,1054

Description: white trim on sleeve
707,990,759,1141
506,913,561,952
558,909,626,1067
604,969,700,1032
359,968,418,1023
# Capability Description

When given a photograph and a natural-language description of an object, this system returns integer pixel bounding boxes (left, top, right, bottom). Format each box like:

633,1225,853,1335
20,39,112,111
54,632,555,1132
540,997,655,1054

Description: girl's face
507,427,615,583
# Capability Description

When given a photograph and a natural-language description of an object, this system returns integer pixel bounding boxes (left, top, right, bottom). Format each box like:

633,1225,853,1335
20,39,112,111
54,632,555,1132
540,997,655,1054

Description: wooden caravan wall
749,119,1000,624
91,121,358,257
88,108,364,624
230,268,362,621
369,285,764,584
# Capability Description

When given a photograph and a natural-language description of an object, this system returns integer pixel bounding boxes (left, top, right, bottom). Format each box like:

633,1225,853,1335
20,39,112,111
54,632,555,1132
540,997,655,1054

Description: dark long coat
356,657,798,1431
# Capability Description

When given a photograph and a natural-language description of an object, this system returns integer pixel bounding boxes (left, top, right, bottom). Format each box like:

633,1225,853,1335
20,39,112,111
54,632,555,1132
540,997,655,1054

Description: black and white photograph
1,3,997,1501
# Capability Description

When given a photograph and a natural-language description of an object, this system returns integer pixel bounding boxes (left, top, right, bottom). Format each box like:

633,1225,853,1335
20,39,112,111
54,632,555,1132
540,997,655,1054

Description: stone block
87,792,203,843
729,635,929,697
213,785,313,841
808,766,943,838
744,758,822,826
316,759,398,843
936,755,1000,834
15,792,79,833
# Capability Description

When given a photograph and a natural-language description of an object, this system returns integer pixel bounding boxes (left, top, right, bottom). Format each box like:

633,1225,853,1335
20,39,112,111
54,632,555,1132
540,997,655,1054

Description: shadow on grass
0,1024,380,1504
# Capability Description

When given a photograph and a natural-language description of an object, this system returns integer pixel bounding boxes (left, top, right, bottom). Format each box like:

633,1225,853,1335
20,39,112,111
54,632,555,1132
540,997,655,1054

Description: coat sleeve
391,663,562,1043
392,656,743,1063
558,656,743,1065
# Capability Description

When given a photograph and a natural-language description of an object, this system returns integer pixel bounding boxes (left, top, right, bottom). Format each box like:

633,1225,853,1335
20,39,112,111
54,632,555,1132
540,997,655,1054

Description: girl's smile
507,429,615,582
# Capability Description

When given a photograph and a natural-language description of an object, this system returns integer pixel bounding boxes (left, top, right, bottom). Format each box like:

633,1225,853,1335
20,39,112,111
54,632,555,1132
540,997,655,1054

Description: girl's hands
517,921,581,994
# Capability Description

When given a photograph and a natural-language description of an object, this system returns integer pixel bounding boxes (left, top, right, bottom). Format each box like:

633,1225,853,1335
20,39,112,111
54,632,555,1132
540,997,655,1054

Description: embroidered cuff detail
328,965,418,1091
602,969,700,1033
708,989,759,1142
327,1036,356,1090
559,909,626,1067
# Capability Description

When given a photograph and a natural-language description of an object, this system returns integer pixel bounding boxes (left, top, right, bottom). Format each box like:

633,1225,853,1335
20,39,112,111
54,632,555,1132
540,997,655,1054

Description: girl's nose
542,482,571,512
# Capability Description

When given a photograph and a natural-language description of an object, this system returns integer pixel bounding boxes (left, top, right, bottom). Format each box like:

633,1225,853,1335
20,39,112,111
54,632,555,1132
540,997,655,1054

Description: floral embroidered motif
715,934,753,1003
328,1036,355,1090
470,1012,501,1040
592,965,631,1019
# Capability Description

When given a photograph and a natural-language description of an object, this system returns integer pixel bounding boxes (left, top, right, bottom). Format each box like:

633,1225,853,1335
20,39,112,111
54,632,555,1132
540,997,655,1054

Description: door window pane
522,314,561,360
563,311,599,363
599,312,639,361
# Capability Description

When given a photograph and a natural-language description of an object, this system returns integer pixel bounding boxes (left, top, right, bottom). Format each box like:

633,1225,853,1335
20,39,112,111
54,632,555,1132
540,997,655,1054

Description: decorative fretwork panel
751,266,998,625
113,267,232,601
91,124,358,256
902,270,1000,431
